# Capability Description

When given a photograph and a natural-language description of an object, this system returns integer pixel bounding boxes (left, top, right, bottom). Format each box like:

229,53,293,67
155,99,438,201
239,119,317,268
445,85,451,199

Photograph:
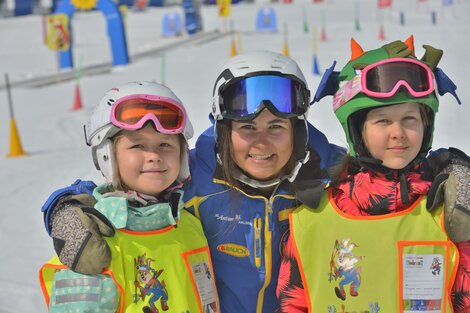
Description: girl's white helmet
84,81,194,187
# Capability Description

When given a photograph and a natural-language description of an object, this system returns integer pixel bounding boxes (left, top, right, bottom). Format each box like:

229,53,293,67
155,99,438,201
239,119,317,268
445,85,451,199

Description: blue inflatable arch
55,0,129,69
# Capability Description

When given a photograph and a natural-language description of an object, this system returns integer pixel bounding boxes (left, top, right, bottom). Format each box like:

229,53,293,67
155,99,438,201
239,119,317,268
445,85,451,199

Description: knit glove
426,148,470,243
51,194,115,274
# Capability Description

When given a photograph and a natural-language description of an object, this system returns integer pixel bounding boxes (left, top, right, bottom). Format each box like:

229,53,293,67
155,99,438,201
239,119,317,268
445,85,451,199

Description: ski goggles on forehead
219,74,309,120
333,58,434,111
110,94,186,134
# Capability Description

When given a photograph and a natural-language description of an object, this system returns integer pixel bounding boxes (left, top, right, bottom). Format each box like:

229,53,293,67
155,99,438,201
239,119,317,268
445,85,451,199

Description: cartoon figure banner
46,14,70,51
217,0,231,17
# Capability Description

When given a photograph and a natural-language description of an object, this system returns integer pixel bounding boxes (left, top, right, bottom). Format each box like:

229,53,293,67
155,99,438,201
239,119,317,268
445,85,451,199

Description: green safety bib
40,210,219,313
290,190,457,313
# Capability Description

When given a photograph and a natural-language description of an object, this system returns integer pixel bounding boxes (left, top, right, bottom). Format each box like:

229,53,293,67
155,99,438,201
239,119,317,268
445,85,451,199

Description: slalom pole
160,54,166,85
230,20,237,57
354,1,361,31
312,26,320,75
378,9,385,40
320,7,327,42
71,55,83,111
236,31,243,54
302,7,309,33
283,23,289,57
5,73,27,158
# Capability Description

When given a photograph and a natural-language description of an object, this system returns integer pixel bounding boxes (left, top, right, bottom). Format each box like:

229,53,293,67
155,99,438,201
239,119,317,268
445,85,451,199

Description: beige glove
51,194,115,274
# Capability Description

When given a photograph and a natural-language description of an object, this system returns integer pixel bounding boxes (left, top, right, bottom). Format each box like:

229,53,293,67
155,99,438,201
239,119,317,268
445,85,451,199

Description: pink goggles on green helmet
333,58,434,111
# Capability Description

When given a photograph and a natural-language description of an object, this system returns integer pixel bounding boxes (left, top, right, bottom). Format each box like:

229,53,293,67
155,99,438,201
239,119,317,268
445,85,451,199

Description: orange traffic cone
7,118,27,158
72,84,83,111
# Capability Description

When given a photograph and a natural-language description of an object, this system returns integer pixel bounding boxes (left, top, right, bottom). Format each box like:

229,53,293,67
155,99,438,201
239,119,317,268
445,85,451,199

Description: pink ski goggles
333,58,434,111
110,94,186,134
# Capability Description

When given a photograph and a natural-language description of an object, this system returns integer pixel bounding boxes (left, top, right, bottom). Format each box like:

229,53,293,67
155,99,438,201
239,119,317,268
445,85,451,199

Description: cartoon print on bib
133,253,169,313
329,238,365,301
430,257,442,276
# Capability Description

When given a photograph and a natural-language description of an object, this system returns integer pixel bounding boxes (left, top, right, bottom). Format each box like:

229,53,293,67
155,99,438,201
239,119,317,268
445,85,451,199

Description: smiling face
230,109,293,181
363,102,424,169
115,124,181,196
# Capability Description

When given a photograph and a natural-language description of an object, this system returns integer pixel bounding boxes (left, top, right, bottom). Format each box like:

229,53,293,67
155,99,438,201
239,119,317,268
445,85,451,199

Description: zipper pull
254,217,262,268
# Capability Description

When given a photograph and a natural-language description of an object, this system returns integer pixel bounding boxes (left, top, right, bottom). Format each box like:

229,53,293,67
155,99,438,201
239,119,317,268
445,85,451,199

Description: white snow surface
0,0,469,311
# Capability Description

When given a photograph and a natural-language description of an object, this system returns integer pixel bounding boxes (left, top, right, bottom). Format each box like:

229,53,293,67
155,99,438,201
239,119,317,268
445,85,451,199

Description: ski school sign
54,0,129,69
46,14,70,51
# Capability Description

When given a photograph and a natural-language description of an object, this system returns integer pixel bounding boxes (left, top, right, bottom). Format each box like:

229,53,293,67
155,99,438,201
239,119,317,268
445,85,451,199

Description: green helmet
334,37,440,157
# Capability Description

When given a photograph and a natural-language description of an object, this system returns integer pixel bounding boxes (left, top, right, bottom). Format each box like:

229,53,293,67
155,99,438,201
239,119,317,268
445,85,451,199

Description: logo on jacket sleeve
217,244,250,257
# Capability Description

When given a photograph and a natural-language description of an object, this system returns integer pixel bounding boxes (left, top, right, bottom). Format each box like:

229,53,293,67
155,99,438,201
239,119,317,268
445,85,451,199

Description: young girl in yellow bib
277,37,470,312
39,82,219,313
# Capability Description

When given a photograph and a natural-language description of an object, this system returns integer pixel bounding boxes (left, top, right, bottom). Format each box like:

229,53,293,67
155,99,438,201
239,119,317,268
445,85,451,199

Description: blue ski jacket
183,122,346,313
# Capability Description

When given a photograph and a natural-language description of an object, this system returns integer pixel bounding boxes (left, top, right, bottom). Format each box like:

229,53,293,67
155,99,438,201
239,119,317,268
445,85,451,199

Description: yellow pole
230,37,237,57
283,23,289,56
312,25,317,55
230,20,237,57
236,31,243,54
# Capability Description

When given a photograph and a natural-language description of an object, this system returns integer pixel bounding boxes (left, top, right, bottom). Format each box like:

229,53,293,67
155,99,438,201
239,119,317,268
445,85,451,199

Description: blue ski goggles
218,74,310,120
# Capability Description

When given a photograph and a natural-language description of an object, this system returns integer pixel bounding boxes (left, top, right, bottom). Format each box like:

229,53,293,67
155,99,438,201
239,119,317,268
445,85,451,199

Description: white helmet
85,81,194,187
212,50,311,121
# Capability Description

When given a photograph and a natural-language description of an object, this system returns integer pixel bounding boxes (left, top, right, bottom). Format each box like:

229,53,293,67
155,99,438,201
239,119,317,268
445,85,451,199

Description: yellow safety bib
290,190,458,313
40,210,219,313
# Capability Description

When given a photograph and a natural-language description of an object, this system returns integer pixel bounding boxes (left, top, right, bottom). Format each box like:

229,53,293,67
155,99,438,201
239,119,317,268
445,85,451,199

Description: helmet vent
271,59,286,69
103,155,108,162
107,99,115,106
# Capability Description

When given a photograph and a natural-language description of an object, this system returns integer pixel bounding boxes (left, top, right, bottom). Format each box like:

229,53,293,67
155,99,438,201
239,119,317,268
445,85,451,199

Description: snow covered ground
0,0,469,311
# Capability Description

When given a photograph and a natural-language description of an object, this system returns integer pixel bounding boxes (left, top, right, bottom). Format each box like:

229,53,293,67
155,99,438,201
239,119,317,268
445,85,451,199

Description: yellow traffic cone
7,118,26,158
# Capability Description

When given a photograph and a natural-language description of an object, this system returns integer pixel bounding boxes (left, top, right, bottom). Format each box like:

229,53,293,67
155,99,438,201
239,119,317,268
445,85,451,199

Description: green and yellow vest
40,210,219,313
290,190,458,313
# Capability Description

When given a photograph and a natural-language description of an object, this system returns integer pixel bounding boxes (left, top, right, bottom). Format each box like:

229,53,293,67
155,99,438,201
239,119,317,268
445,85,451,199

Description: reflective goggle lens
220,75,308,119
111,97,185,132
362,58,434,97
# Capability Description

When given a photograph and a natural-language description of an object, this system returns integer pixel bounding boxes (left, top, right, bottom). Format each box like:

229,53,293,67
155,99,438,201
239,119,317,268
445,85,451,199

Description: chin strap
231,166,282,189
288,150,310,182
